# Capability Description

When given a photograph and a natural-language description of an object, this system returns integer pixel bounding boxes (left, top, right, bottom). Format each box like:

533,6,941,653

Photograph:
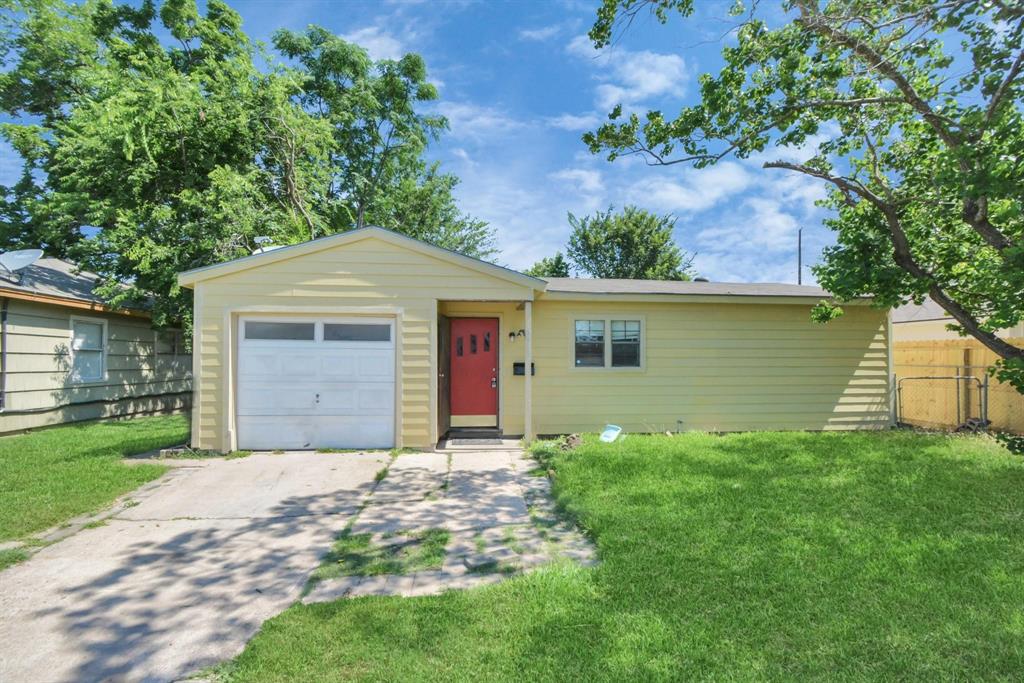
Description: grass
228,430,1024,681
308,528,450,585
0,547,28,570
0,415,189,542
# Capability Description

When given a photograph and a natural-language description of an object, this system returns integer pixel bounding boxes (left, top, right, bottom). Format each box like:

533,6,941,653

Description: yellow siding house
178,226,891,452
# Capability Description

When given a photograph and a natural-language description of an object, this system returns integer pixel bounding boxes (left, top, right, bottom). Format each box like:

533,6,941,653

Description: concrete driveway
0,451,389,683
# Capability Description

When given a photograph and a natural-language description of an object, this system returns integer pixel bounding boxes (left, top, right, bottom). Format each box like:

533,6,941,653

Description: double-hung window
573,317,643,369
70,318,106,382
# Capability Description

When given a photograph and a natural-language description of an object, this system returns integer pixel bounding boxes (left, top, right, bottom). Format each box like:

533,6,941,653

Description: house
0,258,192,434
177,226,892,451
893,298,1024,342
892,299,1023,433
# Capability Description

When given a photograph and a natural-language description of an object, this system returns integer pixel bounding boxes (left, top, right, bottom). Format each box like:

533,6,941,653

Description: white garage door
236,317,395,450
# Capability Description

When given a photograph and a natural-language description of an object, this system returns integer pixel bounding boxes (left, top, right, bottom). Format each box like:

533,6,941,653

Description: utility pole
797,227,803,285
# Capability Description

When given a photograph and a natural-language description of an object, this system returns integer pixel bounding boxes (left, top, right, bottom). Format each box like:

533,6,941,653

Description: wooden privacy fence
894,338,1024,434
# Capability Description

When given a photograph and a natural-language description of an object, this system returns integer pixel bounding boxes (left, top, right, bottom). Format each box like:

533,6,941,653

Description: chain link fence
895,364,1023,434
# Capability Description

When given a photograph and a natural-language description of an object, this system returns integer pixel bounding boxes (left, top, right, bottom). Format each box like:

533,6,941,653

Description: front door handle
490,377,497,389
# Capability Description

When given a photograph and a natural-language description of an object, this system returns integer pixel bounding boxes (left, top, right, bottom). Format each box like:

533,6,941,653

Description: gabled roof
543,278,833,298
0,257,148,317
177,226,548,291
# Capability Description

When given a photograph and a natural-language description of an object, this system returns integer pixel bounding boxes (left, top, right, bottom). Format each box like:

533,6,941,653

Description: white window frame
569,315,646,371
69,315,108,384
237,316,395,347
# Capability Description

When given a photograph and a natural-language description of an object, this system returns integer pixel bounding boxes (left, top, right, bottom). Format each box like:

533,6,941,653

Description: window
155,329,184,357
71,318,105,382
244,321,315,340
573,318,643,369
574,320,605,367
611,320,641,367
456,336,464,356
470,334,477,354
323,323,390,342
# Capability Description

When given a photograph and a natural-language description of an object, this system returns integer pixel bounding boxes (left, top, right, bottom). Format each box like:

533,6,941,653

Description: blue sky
2,0,835,283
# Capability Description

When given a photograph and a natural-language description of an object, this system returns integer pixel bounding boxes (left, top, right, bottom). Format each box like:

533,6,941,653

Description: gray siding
0,298,191,433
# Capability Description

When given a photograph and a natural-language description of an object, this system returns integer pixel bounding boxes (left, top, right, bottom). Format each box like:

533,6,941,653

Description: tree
1,0,332,329
0,1,495,332
524,252,570,277
362,162,496,259
584,0,1024,390
566,205,692,280
271,26,495,257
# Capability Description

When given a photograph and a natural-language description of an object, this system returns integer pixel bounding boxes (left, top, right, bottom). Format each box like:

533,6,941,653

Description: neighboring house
0,258,192,434
892,298,1024,341
892,298,1023,433
178,226,891,452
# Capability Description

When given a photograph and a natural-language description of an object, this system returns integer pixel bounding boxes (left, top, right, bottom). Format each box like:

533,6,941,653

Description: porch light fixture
507,329,525,343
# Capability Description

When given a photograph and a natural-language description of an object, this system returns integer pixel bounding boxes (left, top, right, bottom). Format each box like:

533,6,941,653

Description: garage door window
245,321,315,340
323,323,391,342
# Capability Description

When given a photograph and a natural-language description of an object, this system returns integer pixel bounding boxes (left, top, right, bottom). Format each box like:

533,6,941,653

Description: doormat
448,438,504,446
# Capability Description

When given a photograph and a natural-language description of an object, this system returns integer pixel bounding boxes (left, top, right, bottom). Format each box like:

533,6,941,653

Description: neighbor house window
71,318,106,382
573,318,643,369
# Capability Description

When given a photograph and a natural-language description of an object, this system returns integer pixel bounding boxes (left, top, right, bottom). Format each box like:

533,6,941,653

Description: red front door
449,318,498,424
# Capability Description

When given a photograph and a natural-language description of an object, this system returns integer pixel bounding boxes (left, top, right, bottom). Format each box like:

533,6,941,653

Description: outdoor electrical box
513,362,535,376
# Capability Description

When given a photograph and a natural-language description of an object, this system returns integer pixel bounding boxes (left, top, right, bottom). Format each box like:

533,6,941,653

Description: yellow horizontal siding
192,236,534,451
190,234,892,450
530,301,890,435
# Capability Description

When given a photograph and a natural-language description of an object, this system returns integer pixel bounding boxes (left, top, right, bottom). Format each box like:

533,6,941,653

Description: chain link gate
896,369,988,431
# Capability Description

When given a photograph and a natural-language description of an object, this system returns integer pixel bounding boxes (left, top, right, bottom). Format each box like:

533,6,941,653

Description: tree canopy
524,252,570,278
540,205,693,280
585,0,1024,390
0,0,493,329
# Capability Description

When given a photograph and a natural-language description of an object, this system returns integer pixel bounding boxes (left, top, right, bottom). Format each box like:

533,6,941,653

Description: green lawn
227,431,1024,681
0,415,189,541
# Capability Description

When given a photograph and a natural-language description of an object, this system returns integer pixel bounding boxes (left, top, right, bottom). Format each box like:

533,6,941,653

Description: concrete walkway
0,448,593,683
303,450,594,602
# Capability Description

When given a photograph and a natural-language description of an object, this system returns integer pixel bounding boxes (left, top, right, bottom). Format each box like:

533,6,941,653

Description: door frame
225,306,403,452
446,315,501,431
437,313,451,438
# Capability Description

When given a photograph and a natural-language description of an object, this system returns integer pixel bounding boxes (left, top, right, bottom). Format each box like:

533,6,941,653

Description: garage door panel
237,416,318,450
281,354,320,377
236,318,396,449
355,352,395,380
315,416,394,449
238,352,282,376
320,354,357,379
236,386,320,415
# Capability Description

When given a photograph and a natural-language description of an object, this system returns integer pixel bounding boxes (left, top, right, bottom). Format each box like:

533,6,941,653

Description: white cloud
696,197,798,254
628,162,753,213
549,168,604,194
519,24,561,41
435,102,524,141
451,147,474,166
341,26,405,61
545,112,601,131
567,35,687,108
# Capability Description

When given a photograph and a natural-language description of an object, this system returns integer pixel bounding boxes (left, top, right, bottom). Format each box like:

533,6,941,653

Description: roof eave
538,290,873,305
178,226,546,293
